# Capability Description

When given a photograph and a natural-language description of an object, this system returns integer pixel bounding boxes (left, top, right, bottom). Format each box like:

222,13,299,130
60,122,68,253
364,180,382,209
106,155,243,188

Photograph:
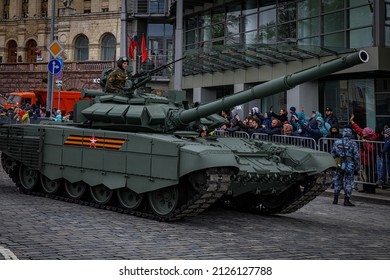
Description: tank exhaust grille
0,126,41,169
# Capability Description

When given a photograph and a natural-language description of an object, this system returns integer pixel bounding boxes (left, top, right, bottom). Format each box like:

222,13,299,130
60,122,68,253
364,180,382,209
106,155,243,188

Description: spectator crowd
0,103,72,124
211,106,340,141
204,105,390,197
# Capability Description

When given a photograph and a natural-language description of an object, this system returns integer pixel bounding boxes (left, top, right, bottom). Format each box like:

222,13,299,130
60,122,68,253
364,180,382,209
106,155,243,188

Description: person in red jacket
350,114,380,193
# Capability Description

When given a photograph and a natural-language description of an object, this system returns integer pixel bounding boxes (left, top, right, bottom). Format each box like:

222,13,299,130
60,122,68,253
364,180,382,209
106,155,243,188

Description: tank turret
0,50,369,221
76,50,368,133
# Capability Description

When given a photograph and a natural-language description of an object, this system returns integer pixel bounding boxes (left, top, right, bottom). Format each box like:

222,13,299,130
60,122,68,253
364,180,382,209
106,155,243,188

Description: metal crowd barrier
230,131,388,186
318,138,389,185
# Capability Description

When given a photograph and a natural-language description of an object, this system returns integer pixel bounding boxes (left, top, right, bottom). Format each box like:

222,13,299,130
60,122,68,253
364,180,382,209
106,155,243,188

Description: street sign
48,59,62,74
47,40,64,58
56,70,63,80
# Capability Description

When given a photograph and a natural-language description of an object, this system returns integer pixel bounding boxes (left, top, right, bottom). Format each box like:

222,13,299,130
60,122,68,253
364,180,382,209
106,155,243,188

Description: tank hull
0,122,334,219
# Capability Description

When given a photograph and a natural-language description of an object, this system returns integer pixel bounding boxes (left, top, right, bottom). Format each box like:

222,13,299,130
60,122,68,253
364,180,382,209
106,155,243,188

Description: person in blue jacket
331,128,360,206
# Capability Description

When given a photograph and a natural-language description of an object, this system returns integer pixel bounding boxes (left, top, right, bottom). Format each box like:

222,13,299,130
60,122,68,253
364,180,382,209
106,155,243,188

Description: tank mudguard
178,144,239,177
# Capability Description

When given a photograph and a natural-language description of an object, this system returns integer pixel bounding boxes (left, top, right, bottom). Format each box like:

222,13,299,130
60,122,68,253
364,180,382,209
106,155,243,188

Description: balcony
128,0,169,17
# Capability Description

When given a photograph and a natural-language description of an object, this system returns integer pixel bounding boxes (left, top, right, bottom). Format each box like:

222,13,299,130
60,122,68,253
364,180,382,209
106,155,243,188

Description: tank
0,50,369,221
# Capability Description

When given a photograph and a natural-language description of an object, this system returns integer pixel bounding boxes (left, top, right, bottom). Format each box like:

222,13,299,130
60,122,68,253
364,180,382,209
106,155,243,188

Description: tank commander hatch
105,56,131,94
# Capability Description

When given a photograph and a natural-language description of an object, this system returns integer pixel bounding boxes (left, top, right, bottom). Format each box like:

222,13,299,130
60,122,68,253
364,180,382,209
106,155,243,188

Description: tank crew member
105,56,130,94
331,128,360,206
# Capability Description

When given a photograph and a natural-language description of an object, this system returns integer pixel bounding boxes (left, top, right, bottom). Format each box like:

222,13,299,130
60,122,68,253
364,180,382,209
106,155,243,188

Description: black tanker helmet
117,56,130,69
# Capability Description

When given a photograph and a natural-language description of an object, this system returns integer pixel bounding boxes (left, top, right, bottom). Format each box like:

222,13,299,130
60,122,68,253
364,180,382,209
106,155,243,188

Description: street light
46,0,56,117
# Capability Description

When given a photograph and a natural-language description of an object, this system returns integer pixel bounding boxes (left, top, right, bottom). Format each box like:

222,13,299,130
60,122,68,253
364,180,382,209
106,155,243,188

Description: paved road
0,166,389,260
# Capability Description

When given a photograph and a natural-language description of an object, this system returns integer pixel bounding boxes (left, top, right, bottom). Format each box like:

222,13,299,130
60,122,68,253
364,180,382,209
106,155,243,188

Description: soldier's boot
344,197,355,207
332,194,339,205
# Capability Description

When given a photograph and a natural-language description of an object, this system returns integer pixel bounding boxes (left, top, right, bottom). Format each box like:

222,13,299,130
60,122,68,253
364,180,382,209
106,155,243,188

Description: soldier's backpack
99,68,114,89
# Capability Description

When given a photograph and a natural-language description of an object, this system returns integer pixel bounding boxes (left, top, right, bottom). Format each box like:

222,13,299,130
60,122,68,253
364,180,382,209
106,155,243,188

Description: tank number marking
64,135,126,150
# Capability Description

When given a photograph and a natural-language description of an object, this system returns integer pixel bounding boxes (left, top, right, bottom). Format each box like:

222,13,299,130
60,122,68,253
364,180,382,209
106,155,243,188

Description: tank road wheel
64,181,87,199
18,164,39,191
148,185,180,217
258,185,301,213
116,188,143,210
89,185,113,205
1,153,17,174
40,174,61,194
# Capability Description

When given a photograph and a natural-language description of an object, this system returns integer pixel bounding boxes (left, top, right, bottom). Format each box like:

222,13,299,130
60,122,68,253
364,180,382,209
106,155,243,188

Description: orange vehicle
3,90,82,114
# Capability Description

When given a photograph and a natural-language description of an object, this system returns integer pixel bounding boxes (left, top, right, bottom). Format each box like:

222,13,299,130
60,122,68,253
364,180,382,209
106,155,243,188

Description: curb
321,188,390,206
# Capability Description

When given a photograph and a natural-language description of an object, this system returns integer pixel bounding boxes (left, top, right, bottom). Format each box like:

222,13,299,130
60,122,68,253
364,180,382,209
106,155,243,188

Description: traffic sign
56,70,63,80
48,59,62,74
47,40,64,58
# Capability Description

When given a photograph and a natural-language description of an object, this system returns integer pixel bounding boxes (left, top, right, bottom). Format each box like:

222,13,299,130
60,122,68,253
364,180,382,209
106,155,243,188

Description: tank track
278,170,332,214
6,163,232,222
222,169,333,215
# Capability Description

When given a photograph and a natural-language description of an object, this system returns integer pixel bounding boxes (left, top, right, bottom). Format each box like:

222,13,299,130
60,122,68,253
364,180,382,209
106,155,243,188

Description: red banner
141,34,148,63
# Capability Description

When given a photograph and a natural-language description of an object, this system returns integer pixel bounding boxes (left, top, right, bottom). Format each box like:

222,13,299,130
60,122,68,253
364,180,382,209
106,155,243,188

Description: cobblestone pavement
1,167,389,260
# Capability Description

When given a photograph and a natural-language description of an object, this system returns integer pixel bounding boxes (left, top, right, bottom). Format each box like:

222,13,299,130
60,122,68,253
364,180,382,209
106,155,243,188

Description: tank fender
282,146,336,175
178,145,239,177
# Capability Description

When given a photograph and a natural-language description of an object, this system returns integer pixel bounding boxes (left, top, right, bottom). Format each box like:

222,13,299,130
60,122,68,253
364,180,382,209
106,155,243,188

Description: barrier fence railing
213,130,388,186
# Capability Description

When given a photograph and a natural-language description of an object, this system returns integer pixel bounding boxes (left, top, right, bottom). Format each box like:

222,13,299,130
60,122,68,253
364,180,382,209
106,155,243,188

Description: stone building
0,0,121,63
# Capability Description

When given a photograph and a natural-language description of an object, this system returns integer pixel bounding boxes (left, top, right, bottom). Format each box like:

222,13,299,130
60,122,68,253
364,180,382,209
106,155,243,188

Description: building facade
0,0,121,63
176,0,390,131
0,0,174,93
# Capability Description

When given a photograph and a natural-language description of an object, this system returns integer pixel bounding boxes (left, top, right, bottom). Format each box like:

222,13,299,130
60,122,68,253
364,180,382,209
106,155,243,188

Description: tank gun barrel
178,50,369,124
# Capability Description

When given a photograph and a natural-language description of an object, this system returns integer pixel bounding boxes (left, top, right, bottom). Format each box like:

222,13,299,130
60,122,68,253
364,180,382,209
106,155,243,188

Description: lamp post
46,0,56,117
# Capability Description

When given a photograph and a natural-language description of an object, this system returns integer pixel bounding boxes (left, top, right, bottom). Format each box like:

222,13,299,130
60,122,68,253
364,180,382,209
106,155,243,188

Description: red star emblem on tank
89,134,97,148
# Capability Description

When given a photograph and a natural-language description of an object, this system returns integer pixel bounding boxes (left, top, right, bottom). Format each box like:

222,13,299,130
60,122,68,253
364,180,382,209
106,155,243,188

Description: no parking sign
56,70,63,80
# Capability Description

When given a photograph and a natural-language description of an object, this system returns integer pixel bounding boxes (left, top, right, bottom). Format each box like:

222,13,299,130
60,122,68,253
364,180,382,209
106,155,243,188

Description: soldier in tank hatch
105,56,130,94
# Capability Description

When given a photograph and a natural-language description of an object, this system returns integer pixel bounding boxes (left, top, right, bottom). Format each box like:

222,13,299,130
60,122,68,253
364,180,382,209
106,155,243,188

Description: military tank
0,50,368,221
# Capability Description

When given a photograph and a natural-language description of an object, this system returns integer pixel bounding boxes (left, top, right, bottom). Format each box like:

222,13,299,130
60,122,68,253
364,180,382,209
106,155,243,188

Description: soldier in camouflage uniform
105,56,130,94
331,128,360,206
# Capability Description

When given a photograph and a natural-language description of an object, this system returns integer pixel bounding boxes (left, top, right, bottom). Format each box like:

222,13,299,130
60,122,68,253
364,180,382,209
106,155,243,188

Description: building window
22,0,29,17
242,1,258,44
26,39,37,63
137,0,148,13
375,78,390,130
321,79,375,129
297,0,373,49
183,0,375,51
7,40,17,63
150,0,166,14
101,34,116,61
41,0,48,17
147,23,174,74
3,0,10,19
74,35,89,61
84,0,91,13
385,0,390,46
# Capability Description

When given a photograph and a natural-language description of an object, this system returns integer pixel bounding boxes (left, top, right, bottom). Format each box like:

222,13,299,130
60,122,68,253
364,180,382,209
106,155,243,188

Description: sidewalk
321,184,390,206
